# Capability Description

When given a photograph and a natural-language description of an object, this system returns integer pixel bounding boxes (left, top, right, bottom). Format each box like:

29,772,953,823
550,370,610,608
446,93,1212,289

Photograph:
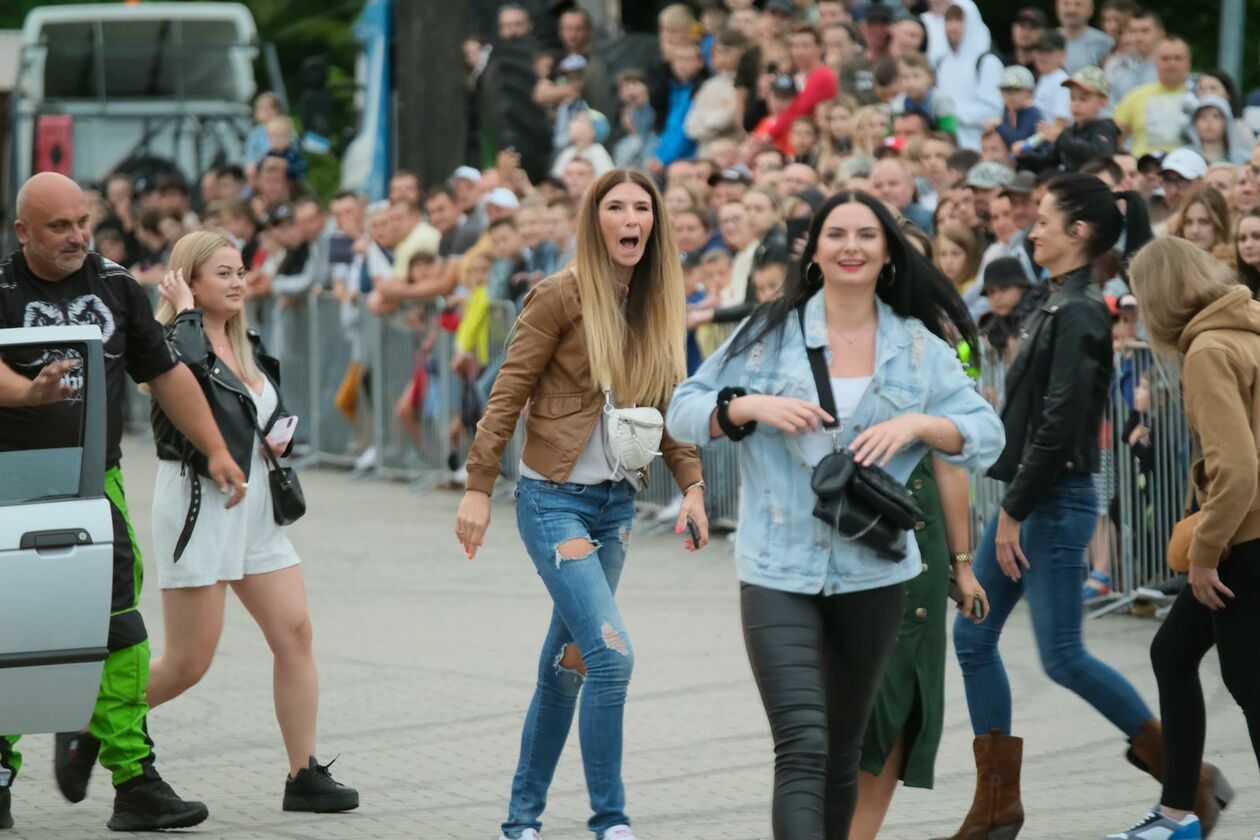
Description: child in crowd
682,250,709,374
446,250,494,480
989,65,1043,153
788,117,822,167
1032,32,1072,126
267,116,308,181
934,222,983,300
893,52,959,137
245,91,282,167
751,255,787,302
612,69,658,169
551,111,615,178
753,75,800,157
980,129,1013,163
1020,67,1120,170
486,217,530,307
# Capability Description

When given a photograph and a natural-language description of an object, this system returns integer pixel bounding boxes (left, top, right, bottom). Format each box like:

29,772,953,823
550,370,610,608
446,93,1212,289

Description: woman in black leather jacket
145,230,358,813
938,176,1226,839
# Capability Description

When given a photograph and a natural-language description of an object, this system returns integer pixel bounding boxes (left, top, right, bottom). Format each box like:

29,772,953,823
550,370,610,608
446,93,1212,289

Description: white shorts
152,458,301,589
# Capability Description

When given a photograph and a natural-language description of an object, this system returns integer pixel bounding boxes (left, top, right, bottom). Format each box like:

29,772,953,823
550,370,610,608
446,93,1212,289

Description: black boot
54,731,100,803
106,777,209,832
0,786,12,830
283,757,359,813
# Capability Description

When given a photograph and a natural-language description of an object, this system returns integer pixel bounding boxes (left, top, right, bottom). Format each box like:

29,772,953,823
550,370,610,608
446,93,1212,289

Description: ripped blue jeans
503,477,637,840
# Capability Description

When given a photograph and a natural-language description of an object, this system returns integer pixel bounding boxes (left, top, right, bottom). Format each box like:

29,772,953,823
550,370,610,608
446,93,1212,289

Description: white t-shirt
798,376,873,467
1034,69,1072,124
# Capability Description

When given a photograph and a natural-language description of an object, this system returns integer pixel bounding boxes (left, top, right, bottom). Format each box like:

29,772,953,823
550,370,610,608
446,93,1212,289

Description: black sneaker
54,730,100,803
0,786,12,830
106,777,209,832
283,757,359,813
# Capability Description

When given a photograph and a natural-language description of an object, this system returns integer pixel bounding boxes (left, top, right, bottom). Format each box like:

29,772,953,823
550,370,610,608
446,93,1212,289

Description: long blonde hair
154,230,262,387
1128,236,1240,356
572,169,686,407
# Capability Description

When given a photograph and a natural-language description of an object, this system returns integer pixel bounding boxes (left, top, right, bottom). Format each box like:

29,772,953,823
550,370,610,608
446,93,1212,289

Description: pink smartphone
266,415,298,450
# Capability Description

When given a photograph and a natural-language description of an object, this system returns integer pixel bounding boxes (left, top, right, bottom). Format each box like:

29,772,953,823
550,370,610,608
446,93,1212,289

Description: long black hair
722,190,979,363
1045,174,1152,262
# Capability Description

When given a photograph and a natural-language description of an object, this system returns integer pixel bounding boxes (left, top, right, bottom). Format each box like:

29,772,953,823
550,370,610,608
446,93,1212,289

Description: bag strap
798,304,840,430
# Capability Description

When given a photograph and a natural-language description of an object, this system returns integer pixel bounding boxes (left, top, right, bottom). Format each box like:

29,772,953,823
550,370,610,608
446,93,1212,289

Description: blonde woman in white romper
146,231,357,813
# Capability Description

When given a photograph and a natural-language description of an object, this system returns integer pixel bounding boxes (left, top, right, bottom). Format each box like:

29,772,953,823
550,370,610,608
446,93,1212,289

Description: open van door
0,325,111,734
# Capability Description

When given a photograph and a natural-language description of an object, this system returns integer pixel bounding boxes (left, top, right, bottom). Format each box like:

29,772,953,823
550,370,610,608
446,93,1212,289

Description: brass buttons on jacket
915,520,926,531
913,479,923,490
915,607,928,619
921,563,929,574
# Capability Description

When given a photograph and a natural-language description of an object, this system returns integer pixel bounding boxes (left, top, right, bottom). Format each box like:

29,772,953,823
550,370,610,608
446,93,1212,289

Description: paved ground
4,436,1257,839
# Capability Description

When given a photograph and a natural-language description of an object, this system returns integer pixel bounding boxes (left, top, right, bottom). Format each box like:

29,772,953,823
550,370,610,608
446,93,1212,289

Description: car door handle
19,529,94,551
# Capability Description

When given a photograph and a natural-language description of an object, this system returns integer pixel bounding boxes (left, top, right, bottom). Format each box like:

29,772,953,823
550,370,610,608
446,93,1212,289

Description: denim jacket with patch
666,291,1005,595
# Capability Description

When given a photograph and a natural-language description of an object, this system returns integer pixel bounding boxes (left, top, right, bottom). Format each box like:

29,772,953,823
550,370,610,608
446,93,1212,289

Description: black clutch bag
253,411,306,526
799,306,922,560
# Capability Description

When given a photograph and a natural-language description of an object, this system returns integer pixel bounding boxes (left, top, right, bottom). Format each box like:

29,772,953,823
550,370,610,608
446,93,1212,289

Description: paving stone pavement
4,436,1256,839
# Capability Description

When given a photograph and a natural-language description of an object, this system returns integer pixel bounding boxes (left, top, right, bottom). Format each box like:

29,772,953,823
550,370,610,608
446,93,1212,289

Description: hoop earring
805,261,823,286
880,262,896,287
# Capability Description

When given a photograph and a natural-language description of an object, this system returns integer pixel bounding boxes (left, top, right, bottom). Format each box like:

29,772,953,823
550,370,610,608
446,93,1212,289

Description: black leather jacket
152,309,291,480
988,266,1113,520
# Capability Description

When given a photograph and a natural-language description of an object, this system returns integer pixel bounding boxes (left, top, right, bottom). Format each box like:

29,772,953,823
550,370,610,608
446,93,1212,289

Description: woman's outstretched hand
455,490,491,560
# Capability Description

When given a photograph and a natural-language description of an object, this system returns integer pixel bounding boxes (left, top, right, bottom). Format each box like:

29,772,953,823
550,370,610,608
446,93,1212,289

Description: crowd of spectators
78,0,1260,578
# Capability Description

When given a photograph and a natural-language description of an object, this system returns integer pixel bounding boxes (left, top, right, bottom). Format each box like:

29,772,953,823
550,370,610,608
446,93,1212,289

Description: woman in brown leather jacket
455,168,707,840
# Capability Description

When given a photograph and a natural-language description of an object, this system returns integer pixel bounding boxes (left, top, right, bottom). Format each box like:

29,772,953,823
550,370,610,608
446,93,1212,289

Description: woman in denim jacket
666,191,1004,838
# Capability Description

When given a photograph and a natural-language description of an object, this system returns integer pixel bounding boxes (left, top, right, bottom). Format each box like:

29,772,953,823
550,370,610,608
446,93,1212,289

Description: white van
5,3,266,234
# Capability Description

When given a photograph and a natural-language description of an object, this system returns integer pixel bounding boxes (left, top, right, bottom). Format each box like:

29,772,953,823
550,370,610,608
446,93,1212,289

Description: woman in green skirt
850,455,987,839
849,219,989,837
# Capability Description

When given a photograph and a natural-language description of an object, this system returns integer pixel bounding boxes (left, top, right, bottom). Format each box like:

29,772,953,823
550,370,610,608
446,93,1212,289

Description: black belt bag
799,306,922,561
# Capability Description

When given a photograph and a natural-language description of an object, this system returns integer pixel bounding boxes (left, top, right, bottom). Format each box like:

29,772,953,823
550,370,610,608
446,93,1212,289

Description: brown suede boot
932,731,1024,840
1125,720,1235,837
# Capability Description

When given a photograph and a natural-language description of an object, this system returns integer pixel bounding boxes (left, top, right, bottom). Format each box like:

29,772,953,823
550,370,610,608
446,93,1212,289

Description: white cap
1160,148,1207,181
485,187,520,210
557,53,588,74
450,165,481,184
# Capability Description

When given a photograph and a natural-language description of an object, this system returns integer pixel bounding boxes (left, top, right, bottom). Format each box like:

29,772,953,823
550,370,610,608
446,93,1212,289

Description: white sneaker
498,831,540,840
353,445,377,471
603,827,637,840
1105,809,1201,839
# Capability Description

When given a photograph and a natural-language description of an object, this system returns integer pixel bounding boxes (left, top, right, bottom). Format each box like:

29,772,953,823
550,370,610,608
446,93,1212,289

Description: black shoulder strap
798,304,839,430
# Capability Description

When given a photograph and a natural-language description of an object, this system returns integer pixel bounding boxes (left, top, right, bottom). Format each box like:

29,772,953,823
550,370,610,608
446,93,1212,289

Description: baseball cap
1013,7,1048,27
1160,148,1208,181
1118,293,1138,310
1034,31,1066,52
764,0,795,14
862,4,896,23
771,74,798,97
557,53,588,74
999,65,1035,91
1063,66,1110,98
965,161,1016,190
1000,170,1037,195
485,187,520,210
708,166,753,187
981,257,1031,295
450,165,481,184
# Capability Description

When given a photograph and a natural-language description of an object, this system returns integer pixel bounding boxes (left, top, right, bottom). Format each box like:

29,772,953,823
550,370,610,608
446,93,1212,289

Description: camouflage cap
1062,66,1110,98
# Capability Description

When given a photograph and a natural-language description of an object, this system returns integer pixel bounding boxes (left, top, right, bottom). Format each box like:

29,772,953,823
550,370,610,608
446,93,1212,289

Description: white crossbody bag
603,388,664,472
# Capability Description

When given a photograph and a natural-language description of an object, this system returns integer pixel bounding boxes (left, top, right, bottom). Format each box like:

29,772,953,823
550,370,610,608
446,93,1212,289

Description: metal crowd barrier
967,343,1192,616
259,291,1193,613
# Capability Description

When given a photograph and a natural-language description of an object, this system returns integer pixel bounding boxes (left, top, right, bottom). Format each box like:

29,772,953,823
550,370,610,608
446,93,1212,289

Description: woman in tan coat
1109,236,1254,840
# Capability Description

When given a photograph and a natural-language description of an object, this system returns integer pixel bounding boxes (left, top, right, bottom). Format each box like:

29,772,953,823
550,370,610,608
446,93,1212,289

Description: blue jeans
502,478,637,839
953,473,1153,738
